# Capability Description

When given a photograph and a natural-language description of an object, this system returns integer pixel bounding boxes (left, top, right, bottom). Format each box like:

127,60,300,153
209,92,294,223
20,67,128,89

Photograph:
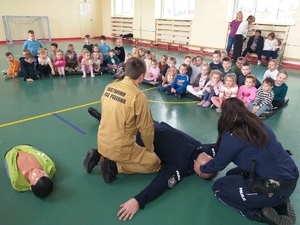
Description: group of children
152,50,288,117
2,30,130,81
2,30,288,117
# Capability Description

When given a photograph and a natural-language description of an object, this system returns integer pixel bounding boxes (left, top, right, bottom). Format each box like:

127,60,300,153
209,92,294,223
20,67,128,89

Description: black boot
254,207,293,225
88,107,101,121
273,199,296,225
83,148,101,173
100,159,118,183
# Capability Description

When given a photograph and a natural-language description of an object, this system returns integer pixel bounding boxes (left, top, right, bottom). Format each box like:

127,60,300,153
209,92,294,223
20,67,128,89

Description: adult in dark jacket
242,29,264,65
195,98,298,225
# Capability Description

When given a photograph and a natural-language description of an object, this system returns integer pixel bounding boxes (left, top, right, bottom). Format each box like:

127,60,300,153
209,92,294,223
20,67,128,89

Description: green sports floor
0,40,299,225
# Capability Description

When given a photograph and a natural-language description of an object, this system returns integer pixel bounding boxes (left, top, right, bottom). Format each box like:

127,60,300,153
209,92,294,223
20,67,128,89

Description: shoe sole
83,149,99,173
261,207,293,225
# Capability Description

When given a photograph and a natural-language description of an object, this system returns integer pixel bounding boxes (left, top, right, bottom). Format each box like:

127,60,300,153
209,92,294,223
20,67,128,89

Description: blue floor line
52,113,86,135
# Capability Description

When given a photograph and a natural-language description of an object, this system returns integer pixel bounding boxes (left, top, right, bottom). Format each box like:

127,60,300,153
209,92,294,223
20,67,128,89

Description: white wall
1,0,300,60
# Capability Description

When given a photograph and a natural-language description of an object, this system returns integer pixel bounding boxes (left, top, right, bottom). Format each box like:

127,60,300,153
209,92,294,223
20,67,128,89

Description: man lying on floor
84,107,217,220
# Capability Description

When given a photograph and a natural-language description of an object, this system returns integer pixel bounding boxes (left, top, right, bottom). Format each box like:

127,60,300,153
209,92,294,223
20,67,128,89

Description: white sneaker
82,74,87,79
257,60,261,65
91,74,95,78
2,70,7,75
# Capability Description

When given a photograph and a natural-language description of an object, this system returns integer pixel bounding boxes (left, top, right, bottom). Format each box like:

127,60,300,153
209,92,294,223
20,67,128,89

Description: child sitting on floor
166,63,189,99
237,74,257,107
262,59,279,81
113,53,133,79
114,37,125,63
54,50,66,78
83,35,93,54
158,55,168,73
211,73,238,113
18,52,37,82
64,44,77,59
65,50,79,73
91,51,101,75
197,70,223,108
248,77,274,117
144,50,152,73
272,70,288,109
81,50,94,78
131,45,138,58
184,55,193,78
106,49,122,74
186,63,210,98
3,52,20,78
144,59,160,81
209,50,223,70
138,47,146,60
38,48,55,78
220,56,234,79
190,55,203,84
237,62,261,88
50,43,58,62
158,57,177,92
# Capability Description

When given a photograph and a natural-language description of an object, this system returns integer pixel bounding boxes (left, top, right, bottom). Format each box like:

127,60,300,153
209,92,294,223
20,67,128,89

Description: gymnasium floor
0,40,299,225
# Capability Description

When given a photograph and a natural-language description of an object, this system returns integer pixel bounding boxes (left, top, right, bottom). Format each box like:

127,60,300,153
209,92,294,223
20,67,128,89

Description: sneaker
175,94,181,99
216,108,222,113
91,74,95,78
202,101,211,108
62,75,66,78
83,149,101,173
82,74,87,79
100,159,118,183
2,70,7,75
59,75,62,78
254,207,293,225
100,72,103,75
257,60,261,65
88,107,101,121
3,75,9,79
197,100,205,106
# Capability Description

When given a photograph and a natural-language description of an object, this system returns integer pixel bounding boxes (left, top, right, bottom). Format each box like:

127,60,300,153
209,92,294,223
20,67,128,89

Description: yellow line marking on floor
0,86,194,128
148,100,198,104
0,101,100,128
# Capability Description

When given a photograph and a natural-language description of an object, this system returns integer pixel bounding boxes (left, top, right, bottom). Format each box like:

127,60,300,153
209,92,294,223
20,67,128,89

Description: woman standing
226,11,243,55
194,98,298,225
232,15,256,62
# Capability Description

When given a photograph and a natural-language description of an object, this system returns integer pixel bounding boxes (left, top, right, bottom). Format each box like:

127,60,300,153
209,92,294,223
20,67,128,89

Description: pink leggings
82,65,93,74
211,96,221,108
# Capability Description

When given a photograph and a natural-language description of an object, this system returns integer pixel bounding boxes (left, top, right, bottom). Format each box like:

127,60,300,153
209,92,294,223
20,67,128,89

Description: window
228,0,299,24
112,0,134,17
160,0,195,19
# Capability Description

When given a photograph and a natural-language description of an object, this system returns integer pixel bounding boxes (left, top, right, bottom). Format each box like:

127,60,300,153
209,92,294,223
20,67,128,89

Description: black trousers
233,34,243,61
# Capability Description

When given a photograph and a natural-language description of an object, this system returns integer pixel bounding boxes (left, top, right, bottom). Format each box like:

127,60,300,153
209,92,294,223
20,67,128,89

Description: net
2,15,51,44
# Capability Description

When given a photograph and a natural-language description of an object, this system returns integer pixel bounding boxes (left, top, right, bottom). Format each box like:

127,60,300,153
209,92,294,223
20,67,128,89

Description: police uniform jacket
134,122,217,209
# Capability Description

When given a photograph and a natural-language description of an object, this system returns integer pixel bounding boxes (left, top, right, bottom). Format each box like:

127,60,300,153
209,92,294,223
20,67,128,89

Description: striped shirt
253,89,274,109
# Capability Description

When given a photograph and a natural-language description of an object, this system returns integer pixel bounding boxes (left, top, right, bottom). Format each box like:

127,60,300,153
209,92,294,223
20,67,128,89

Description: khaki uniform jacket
98,76,154,162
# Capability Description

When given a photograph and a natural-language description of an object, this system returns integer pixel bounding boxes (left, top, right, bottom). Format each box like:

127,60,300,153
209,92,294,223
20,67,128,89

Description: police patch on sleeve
168,175,177,188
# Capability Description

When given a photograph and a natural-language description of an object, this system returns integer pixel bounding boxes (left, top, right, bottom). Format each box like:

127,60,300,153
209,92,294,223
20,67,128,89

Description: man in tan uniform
93,57,161,183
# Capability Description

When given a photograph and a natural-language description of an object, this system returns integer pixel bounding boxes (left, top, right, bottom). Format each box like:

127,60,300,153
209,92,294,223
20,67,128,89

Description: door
78,2,93,38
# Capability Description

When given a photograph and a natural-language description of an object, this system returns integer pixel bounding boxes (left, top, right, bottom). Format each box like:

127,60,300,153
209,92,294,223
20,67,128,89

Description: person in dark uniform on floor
195,98,298,225
84,107,217,221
